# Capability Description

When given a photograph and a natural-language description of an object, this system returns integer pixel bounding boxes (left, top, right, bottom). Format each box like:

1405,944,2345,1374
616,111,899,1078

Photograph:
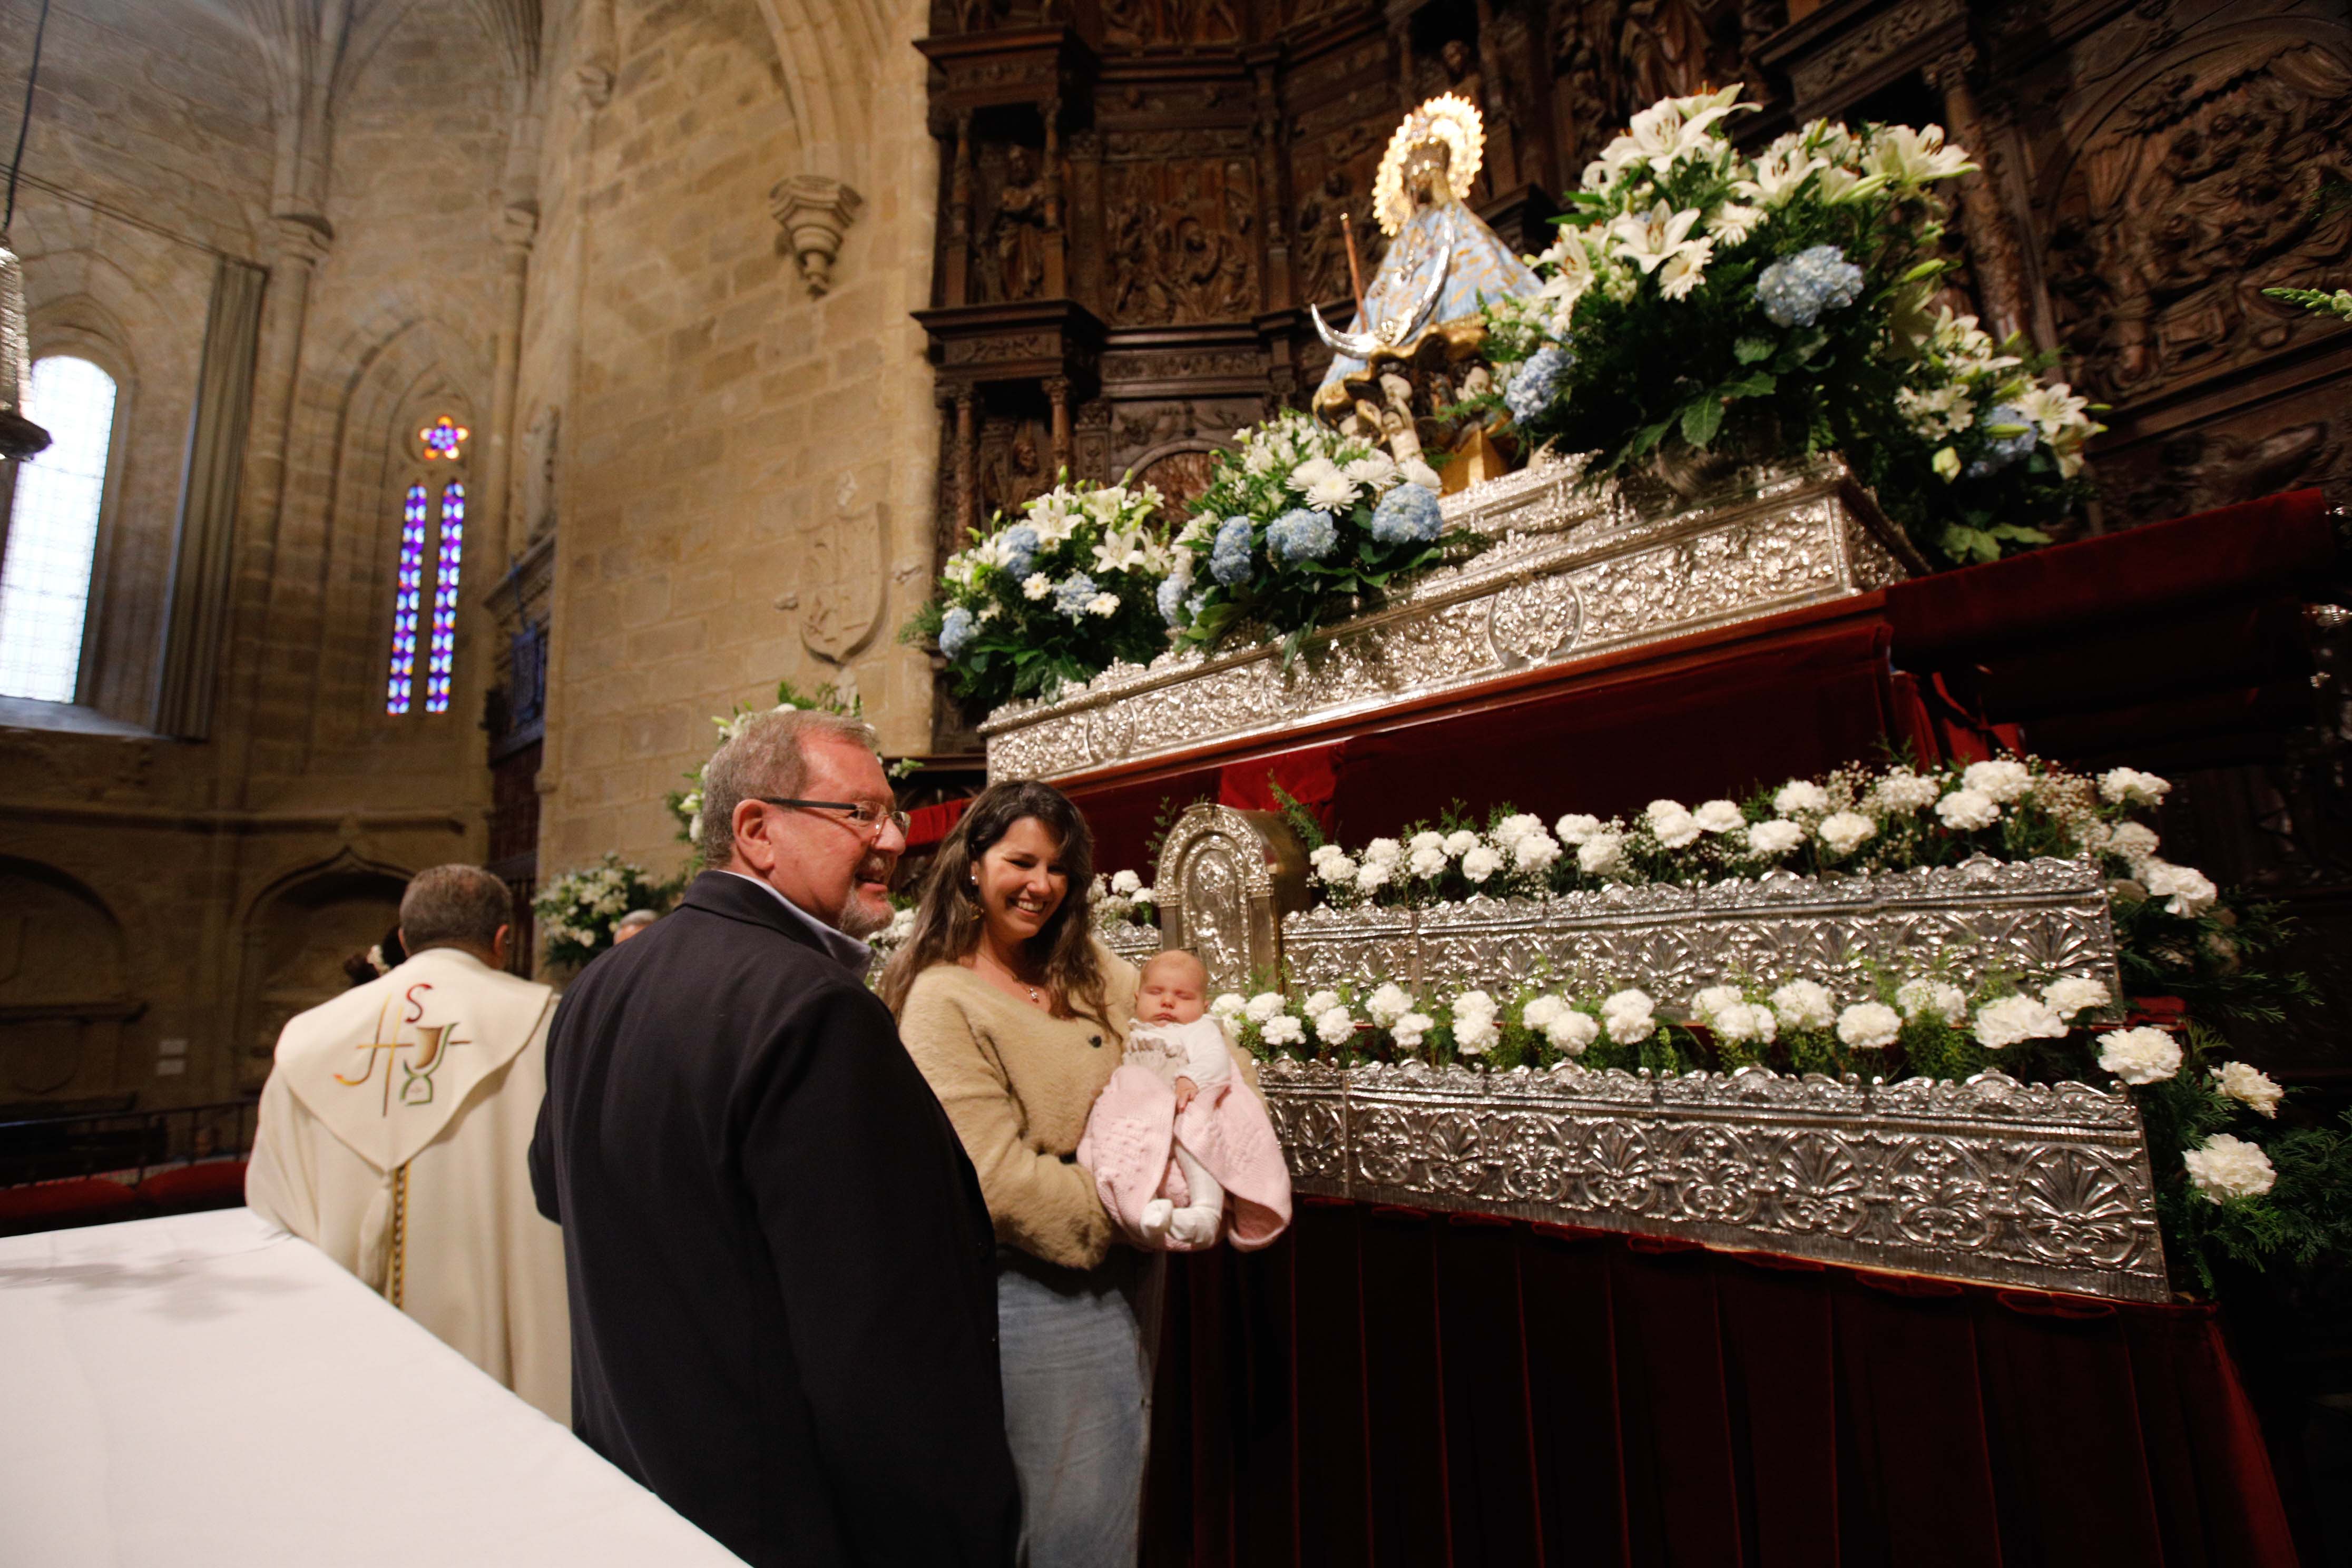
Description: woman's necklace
975,944,1046,1008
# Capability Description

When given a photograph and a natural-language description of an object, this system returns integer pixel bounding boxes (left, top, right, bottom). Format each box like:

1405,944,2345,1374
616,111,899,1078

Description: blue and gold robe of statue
1314,198,1540,412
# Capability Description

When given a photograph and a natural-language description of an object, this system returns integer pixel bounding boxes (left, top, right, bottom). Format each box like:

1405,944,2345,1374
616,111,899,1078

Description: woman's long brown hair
879,779,1116,1034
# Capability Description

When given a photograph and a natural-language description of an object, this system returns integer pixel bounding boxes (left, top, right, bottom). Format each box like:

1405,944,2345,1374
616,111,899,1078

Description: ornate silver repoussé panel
1261,1057,2170,1302
984,455,1924,783
1282,855,2123,1006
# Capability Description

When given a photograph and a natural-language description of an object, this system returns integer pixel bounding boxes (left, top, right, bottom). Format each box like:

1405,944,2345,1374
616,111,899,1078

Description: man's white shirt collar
717,870,874,973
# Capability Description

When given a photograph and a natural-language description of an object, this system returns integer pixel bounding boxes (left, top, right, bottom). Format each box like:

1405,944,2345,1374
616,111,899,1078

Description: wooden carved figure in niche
988,146,1051,303
1554,25,1613,168
1620,0,1711,110
1311,94,1537,486
980,422,1052,521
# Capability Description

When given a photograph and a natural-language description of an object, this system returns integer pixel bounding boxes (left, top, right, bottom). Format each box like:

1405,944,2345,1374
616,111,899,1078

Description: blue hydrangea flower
1185,591,1210,620
938,605,976,659
1052,573,1099,620
1209,516,1256,586
998,523,1040,581
1504,345,1573,425
1156,573,1190,625
1755,244,1866,329
1368,482,1444,546
1964,404,2038,479
1267,507,1337,563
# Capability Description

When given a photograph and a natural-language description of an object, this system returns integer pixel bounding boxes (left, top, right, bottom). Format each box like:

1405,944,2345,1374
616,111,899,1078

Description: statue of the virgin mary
1311,93,1540,486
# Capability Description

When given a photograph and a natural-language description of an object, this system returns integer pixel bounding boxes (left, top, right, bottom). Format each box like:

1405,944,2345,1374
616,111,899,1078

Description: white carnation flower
1935,788,2001,831
1461,846,1503,884
1895,977,1967,1025
1522,994,1566,1030
1649,805,1701,849
1690,984,1745,1023
1308,842,1348,870
1973,992,2067,1049
1443,829,1481,857
1816,811,1877,857
1210,992,1247,1021
1773,779,1830,816
1313,853,1359,886
2143,860,2218,917
1315,1005,1357,1047
1111,869,1143,896
2041,976,2111,1022
1546,1010,1600,1055
1245,992,1287,1023
1302,989,1341,1017
1644,799,1689,829
1512,831,1563,875
1837,1002,1902,1048
1693,799,1746,834
1363,837,1404,867
2099,767,2171,807
1601,988,1657,1044
1452,995,1501,1054
1961,759,2033,802
2107,822,2161,866
1355,861,1392,895
2095,1025,2181,1085
2181,1133,2276,1202
1870,771,1942,812
1711,1001,1778,1044
1492,813,1548,849
1261,1014,1306,1047
1409,845,1449,879
1391,1011,1435,1051
2211,1061,2284,1119
1554,813,1602,845
1770,979,1837,1031
1366,982,1413,1027
1407,829,1445,856
1577,832,1628,877
1747,819,1805,857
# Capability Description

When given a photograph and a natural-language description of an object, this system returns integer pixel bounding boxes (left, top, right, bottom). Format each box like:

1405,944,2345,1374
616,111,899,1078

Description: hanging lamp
0,0,54,463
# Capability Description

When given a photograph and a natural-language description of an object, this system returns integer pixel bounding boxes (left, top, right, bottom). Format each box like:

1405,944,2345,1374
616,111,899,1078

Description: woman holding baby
880,779,1281,1568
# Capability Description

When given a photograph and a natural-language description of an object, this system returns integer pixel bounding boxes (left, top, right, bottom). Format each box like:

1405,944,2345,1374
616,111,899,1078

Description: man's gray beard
838,859,895,940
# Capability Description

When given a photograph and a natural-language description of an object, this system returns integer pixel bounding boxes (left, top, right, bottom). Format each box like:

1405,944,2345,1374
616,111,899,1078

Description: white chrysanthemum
2143,861,2218,917
1817,811,1876,857
1973,993,2067,1049
2099,767,2171,807
1261,1014,1306,1047
1770,979,1837,1031
1363,837,1404,867
1111,869,1143,896
2095,1026,2181,1085
1023,572,1053,600
1355,861,1391,895
1461,846,1503,884
2041,976,2111,1022
1443,830,1481,857
1315,1006,1357,1047
1211,993,1247,1020
1343,450,1397,488
1748,819,1805,857
1399,456,1443,490
1408,845,1449,879
1245,992,1288,1023
1694,799,1746,834
1303,989,1342,1017
2212,1061,2284,1119
1601,988,1657,1044
1391,1011,1435,1051
1554,813,1602,845
1962,759,2033,803
1086,592,1121,618
1545,1009,1600,1055
1837,1002,1902,1048
2108,822,2161,866
1367,982,1413,1027
1577,832,1627,877
1895,977,1967,1024
2181,1133,2276,1203
1773,779,1830,816
1935,788,2001,831
1512,831,1562,875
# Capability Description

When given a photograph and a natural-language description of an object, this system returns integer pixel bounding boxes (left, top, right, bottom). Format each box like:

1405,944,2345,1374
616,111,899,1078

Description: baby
1125,949,1231,1247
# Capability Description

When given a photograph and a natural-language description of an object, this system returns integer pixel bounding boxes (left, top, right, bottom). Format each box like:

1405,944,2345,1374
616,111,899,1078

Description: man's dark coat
531,870,1018,1567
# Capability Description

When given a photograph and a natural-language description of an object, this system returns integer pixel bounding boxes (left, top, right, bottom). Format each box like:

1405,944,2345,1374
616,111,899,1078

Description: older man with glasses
531,710,1018,1568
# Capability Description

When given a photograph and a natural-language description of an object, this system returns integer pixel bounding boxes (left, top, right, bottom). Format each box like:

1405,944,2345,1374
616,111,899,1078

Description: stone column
1925,48,2031,346
484,203,537,563
947,112,975,307
955,384,978,541
1043,376,1072,479
1041,98,1066,300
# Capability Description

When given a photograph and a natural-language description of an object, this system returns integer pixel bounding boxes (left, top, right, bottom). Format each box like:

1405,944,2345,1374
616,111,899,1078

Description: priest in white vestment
247,864,570,1423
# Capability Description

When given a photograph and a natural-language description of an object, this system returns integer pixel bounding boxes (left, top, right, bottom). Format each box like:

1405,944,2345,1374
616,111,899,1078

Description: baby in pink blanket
1078,949,1292,1252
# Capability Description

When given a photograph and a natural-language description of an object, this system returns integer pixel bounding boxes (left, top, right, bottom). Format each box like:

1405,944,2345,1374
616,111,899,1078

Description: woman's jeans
996,1246,1159,1568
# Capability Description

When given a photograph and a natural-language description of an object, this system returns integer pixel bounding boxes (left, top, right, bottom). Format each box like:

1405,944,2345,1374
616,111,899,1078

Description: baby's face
1138,957,1207,1024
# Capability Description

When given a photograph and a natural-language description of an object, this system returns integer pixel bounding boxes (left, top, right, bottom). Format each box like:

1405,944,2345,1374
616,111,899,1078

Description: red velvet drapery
1143,1200,2299,1568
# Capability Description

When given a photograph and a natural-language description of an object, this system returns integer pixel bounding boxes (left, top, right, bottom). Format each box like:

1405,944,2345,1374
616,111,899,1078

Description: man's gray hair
615,909,659,934
399,865,514,955
697,708,881,867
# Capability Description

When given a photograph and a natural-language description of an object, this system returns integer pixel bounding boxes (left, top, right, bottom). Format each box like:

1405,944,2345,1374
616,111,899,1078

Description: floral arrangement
1164,410,1465,662
1483,87,2103,568
534,852,675,969
1091,868,1159,933
666,678,868,849
904,478,1175,711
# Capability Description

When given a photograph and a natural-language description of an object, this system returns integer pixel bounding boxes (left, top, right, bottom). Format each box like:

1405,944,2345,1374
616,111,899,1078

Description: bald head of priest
245,863,569,1420
530,710,1018,1568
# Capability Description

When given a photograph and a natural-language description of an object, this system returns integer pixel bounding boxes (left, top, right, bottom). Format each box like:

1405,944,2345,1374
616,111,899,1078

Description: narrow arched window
0,357,121,703
426,480,464,714
386,416,467,717
386,483,429,714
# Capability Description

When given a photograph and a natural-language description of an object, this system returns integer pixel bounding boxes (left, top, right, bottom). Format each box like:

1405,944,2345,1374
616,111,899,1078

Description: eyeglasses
756,797,911,837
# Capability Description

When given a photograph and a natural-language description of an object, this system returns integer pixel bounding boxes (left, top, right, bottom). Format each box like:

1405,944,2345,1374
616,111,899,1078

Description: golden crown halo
1373,93,1484,236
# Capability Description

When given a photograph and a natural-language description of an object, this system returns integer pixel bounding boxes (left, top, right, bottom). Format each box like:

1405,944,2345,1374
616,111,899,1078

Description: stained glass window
0,357,121,703
425,481,465,713
419,416,468,461
385,483,428,714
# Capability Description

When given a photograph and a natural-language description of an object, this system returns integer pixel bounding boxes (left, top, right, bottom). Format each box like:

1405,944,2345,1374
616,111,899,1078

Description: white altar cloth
0,1208,748,1568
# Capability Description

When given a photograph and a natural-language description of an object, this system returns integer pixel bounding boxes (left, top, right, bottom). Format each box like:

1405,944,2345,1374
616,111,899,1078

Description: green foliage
533,853,678,971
